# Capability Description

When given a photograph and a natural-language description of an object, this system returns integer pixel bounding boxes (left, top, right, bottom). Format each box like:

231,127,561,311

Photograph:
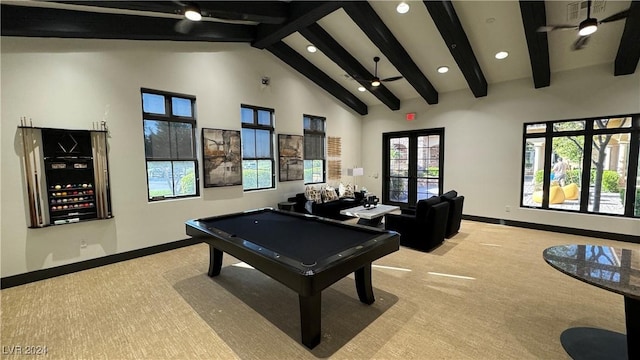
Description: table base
207,244,376,349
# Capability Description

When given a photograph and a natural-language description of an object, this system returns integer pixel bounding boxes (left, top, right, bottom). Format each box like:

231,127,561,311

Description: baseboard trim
462,215,639,243
1,238,201,290
3,217,637,289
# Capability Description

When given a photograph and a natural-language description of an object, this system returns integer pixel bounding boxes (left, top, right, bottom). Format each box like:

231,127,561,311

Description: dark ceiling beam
343,2,438,105
0,5,255,42
518,1,550,88
423,1,487,98
54,1,288,24
300,23,400,111
252,1,343,49
614,1,640,76
267,41,368,115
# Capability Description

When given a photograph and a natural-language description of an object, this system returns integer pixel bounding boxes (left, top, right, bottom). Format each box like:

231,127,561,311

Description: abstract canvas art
278,134,304,181
202,128,242,187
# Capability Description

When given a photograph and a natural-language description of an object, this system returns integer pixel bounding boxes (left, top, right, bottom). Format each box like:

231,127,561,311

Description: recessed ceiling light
396,2,410,14
306,45,317,53
358,86,366,92
495,51,509,60
437,66,449,74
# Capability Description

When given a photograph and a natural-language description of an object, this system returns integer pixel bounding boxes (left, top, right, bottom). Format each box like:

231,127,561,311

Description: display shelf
43,155,97,224
19,125,113,228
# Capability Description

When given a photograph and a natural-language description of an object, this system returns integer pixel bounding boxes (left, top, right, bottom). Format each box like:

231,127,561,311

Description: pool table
185,208,400,348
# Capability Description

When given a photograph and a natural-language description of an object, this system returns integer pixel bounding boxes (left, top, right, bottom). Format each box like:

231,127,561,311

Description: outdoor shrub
390,177,406,192
566,169,581,184
178,169,195,195
601,171,619,192
535,168,619,193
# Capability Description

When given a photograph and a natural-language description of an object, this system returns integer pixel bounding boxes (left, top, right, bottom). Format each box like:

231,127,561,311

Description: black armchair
384,197,450,252
440,190,464,238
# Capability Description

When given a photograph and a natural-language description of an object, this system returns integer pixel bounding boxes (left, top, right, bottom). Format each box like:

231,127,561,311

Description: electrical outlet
80,240,87,249
505,205,511,212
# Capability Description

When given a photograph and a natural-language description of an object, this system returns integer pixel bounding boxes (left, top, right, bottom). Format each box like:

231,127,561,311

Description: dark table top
543,244,640,300
187,208,399,272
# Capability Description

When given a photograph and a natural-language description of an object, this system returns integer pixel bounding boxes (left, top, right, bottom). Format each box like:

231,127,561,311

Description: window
521,115,640,218
303,115,326,184
141,89,199,201
241,104,275,190
383,128,444,207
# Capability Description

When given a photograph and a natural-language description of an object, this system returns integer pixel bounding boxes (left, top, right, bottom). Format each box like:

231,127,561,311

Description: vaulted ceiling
2,1,639,115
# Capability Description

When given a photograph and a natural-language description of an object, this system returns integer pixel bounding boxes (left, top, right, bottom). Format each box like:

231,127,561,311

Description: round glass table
543,244,639,360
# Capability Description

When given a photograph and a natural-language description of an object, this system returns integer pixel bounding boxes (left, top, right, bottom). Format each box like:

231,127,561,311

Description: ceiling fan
537,0,631,50
353,57,403,87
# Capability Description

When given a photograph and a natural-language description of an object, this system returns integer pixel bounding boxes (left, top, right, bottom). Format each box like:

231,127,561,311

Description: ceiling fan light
578,18,598,36
371,79,381,87
306,45,317,53
437,66,449,74
396,2,410,14
185,5,202,21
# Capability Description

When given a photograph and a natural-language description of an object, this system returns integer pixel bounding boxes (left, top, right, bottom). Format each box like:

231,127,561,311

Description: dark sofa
289,190,364,220
383,189,464,252
440,190,464,238
384,196,450,252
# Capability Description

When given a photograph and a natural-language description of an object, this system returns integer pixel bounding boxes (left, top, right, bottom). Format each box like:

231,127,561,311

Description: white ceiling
283,0,632,107
4,0,634,109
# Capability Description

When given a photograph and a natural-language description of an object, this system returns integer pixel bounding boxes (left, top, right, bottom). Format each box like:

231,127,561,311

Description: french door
382,128,444,208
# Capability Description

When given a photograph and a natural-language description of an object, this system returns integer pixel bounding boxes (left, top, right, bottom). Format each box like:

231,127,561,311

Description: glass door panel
389,137,409,204
417,135,440,199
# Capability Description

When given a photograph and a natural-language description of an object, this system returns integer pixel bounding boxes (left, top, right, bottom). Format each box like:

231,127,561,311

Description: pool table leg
207,245,223,277
299,293,321,349
625,296,639,360
355,263,375,304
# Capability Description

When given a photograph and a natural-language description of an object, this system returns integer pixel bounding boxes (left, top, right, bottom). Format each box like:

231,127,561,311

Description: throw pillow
343,183,355,198
338,183,346,197
322,186,339,202
305,186,322,203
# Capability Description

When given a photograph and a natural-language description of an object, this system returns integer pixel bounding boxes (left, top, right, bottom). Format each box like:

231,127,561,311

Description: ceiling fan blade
174,19,195,34
571,35,590,51
537,24,578,32
382,76,403,82
599,9,630,23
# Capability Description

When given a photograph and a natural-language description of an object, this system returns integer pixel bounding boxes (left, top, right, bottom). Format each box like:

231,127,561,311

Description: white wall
361,63,640,237
2,37,638,279
1,38,363,277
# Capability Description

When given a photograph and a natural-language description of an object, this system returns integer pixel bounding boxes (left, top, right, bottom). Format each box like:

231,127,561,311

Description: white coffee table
340,204,400,227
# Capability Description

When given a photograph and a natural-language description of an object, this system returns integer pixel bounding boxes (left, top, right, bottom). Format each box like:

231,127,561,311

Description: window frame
141,88,200,202
241,104,275,191
520,114,640,218
303,114,326,185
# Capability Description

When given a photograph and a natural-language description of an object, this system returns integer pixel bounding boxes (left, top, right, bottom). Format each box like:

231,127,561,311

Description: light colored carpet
1,220,637,359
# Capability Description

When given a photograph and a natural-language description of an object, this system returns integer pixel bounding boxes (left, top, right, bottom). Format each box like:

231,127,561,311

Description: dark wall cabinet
42,129,97,224
20,126,112,227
